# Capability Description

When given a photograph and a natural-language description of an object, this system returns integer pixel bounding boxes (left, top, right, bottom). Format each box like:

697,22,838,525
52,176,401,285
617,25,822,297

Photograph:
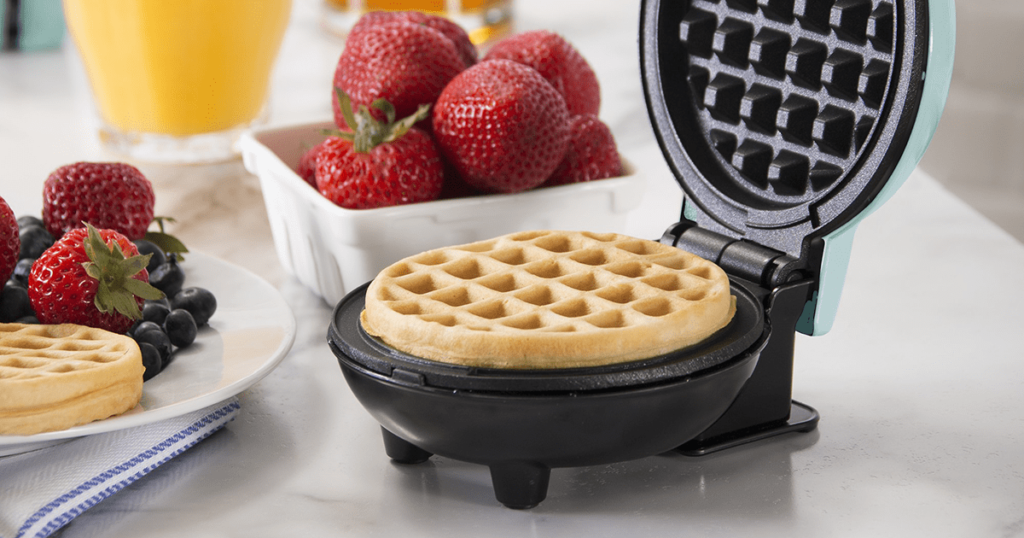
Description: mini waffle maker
328,0,955,509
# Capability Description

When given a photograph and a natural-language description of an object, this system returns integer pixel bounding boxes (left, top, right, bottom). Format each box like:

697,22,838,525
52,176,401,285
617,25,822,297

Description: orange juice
322,0,512,46
64,0,291,137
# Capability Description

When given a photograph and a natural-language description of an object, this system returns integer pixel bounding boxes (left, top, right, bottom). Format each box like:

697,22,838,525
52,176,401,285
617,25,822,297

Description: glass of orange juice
322,0,512,47
63,0,292,164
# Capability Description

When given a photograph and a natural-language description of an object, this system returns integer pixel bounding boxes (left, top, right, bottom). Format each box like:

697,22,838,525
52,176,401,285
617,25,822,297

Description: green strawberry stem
146,216,189,260
81,223,164,320
326,88,430,153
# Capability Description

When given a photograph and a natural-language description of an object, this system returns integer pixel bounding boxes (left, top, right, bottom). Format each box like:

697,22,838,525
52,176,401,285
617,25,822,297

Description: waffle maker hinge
661,220,819,455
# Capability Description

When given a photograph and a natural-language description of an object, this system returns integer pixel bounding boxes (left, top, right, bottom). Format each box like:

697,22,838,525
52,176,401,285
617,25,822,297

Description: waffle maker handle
800,0,955,336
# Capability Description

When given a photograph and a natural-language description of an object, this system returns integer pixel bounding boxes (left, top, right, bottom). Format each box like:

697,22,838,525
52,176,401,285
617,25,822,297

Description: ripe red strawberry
543,114,623,187
484,30,601,117
432,59,570,194
349,11,477,68
0,195,19,284
332,20,465,130
43,162,155,240
316,92,444,209
297,141,326,188
28,223,163,334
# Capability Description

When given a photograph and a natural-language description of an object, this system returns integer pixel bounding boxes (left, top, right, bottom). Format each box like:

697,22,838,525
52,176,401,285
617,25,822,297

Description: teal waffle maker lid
640,0,955,335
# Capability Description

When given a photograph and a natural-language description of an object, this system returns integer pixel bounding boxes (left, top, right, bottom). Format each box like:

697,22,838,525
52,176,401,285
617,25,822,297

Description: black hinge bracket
659,221,805,288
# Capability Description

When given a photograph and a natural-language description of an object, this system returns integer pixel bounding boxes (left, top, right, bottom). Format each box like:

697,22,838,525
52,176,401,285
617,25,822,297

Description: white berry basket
240,120,645,306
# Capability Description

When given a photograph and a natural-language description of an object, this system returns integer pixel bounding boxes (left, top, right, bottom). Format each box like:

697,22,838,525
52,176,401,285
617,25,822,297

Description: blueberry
17,215,44,230
0,283,33,322
149,258,185,298
171,287,217,326
16,315,38,324
134,324,172,361
12,258,34,287
133,239,166,274
19,225,54,260
131,320,163,338
163,309,197,348
142,300,171,325
139,342,163,381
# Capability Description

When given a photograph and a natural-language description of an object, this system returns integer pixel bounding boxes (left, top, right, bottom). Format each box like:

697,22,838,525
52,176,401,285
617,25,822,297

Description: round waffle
0,323,143,435
360,230,736,369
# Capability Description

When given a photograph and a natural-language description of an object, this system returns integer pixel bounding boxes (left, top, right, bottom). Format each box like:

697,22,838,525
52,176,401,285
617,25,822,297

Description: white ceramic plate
0,251,296,456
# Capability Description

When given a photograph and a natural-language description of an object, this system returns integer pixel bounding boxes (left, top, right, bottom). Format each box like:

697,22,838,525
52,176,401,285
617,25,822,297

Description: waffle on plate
0,323,143,435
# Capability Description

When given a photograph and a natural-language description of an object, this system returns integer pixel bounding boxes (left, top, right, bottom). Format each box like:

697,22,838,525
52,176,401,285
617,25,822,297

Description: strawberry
437,166,481,200
297,141,326,188
543,114,623,187
0,195,18,284
316,91,444,209
43,162,155,240
432,59,570,194
28,223,163,334
332,20,465,130
349,11,477,68
484,30,601,117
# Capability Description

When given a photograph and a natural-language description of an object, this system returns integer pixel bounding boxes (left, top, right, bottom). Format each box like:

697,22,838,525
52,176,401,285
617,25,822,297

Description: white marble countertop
2,1,1024,536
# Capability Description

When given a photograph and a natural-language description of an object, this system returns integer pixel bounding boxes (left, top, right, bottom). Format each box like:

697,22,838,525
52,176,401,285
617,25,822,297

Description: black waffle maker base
328,0,935,510
329,274,817,509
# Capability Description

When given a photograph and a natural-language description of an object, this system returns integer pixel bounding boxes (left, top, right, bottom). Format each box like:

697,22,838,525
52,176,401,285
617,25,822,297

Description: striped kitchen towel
0,397,240,538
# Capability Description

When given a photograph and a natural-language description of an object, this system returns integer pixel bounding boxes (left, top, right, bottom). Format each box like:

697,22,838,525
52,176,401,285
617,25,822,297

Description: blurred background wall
919,0,1024,241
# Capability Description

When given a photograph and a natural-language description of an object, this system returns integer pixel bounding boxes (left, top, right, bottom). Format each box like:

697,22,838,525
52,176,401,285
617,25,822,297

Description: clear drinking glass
64,0,292,163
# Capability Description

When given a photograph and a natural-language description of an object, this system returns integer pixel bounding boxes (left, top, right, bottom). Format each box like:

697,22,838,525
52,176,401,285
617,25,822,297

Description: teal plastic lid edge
18,0,66,52
0,4,6,50
799,0,957,336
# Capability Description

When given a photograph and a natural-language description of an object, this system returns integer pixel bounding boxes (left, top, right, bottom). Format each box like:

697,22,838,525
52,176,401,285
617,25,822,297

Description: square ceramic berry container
239,120,644,306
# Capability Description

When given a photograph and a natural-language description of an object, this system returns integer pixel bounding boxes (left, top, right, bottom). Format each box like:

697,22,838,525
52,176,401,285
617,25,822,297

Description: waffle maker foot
489,462,550,509
381,426,432,464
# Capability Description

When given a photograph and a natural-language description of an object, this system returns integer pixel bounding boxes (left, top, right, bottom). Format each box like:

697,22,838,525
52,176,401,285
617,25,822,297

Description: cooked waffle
0,323,143,435
360,230,736,369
